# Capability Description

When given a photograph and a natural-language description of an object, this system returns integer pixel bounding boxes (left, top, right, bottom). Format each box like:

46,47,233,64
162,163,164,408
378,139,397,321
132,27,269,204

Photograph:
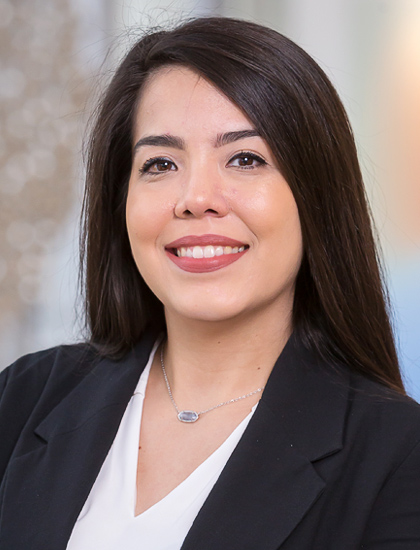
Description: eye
139,157,177,175
227,151,267,170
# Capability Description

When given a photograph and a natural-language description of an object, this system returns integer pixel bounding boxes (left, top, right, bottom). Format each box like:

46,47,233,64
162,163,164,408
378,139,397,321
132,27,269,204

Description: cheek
240,185,301,240
125,186,170,247
275,201,303,266
126,205,153,245
125,195,162,289
251,189,303,273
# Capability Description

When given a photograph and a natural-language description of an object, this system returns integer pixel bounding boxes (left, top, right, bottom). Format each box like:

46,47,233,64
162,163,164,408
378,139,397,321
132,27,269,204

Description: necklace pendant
178,410,199,423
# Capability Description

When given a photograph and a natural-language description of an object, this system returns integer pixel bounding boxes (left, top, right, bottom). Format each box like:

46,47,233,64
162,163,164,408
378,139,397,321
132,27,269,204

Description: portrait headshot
1,1,420,549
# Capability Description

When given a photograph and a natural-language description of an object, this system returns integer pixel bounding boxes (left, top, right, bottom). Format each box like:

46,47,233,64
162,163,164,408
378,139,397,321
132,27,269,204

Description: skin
126,66,303,515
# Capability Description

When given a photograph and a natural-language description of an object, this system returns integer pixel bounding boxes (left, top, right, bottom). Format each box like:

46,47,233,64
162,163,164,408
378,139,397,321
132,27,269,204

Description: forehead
133,65,254,138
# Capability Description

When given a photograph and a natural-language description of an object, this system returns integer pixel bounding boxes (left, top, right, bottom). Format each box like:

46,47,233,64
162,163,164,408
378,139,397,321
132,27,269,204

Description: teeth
192,246,204,259
176,245,247,258
204,246,215,258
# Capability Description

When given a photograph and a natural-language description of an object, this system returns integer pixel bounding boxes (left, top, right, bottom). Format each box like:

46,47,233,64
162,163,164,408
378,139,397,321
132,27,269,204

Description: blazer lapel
0,331,157,550
0,331,348,550
182,334,349,550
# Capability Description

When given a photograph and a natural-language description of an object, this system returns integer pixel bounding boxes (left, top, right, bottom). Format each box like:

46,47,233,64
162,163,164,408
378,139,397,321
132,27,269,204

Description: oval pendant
178,410,199,423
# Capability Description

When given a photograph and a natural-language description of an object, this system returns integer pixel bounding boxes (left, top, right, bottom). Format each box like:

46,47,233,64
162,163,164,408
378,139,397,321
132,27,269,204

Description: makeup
165,234,248,273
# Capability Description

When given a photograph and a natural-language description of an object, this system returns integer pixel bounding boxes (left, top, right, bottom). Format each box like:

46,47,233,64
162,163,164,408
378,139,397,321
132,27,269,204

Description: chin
164,296,248,324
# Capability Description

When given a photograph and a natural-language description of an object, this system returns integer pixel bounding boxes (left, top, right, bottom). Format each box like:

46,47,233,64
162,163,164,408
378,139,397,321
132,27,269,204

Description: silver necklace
160,345,264,423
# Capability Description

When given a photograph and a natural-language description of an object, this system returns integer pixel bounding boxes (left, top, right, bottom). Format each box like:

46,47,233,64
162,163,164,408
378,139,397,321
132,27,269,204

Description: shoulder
264,334,420,466
0,343,109,432
0,344,101,482
347,368,420,428
0,345,99,453
1,344,99,397
344,376,420,545
0,330,158,426
340,367,420,471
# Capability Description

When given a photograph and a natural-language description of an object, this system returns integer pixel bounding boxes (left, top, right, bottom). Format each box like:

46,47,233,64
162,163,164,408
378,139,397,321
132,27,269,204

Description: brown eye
238,156,254,166
154,160,173,172
228,152,267,169
140,157,177,175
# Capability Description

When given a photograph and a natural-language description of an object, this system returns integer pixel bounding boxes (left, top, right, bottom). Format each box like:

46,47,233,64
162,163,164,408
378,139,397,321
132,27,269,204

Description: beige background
1,0,419,397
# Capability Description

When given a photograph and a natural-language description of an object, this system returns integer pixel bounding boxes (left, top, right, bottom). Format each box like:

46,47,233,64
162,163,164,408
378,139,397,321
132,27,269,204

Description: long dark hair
81,17,403,392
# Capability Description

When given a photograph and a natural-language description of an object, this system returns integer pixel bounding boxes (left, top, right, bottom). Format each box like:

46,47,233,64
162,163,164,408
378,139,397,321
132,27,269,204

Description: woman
1,16,420,550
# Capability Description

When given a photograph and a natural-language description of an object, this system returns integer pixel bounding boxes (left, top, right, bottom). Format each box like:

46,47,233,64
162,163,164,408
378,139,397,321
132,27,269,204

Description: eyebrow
132,129,261,155
215,129,260,147
133,134,185,154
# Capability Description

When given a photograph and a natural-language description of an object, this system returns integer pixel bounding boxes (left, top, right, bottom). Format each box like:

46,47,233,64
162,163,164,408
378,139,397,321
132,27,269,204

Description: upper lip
166,234,247,249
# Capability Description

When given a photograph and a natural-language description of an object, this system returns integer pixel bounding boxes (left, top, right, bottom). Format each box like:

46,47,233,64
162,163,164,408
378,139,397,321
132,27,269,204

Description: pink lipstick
165,234,249,273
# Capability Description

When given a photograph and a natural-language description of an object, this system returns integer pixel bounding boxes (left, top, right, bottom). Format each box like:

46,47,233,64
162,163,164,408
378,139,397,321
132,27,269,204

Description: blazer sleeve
360,439,420,548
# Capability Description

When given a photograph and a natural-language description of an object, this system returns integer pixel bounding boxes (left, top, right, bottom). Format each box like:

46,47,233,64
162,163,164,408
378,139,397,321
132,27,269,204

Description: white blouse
66,340,257,550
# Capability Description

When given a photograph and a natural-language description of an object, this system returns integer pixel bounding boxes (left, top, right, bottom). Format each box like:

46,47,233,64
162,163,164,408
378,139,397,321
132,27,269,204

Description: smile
165,235,249,273
176,245,246,258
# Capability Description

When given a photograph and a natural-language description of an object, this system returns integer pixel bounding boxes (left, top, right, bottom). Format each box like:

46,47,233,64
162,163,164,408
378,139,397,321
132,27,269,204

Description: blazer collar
0,331,350,550
0,330,157,550
182,333,349,550
260,332,349,461
34,329,347,458
34,329,158,442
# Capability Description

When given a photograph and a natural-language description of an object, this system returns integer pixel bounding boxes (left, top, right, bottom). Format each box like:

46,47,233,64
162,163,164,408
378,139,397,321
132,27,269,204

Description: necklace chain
160,345,264,423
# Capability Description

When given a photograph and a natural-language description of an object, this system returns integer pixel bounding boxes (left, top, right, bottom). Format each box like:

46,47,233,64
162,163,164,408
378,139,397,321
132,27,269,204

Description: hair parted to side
81,17,403,392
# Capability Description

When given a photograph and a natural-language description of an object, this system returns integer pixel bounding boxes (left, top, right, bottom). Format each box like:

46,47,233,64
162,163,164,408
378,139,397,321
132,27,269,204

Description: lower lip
165,249,248,273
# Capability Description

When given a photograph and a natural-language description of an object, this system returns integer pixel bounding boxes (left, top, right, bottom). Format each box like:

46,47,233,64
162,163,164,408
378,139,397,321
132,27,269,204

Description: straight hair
81,17,404,393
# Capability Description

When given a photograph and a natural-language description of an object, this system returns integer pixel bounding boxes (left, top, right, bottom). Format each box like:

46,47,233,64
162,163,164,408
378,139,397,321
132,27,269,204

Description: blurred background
0,0,419,399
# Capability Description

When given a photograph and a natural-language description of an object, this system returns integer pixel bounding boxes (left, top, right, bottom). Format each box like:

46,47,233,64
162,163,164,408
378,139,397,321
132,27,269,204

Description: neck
160,306,292,404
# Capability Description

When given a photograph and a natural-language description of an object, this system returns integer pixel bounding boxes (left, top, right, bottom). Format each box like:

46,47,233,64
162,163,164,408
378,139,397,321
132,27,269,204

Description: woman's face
126,66,303,325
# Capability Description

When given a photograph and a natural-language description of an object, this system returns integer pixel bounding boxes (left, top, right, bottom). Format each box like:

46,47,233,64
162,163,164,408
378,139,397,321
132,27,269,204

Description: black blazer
1,330,420,550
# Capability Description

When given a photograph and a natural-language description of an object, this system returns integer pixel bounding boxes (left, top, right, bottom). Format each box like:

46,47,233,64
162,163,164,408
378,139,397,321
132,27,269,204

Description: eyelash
138,151,267,176
139,157,175,175
228,151,267,169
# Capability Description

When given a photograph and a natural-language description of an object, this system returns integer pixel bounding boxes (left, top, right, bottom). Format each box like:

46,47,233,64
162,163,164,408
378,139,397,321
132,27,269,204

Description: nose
174,165,230,219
